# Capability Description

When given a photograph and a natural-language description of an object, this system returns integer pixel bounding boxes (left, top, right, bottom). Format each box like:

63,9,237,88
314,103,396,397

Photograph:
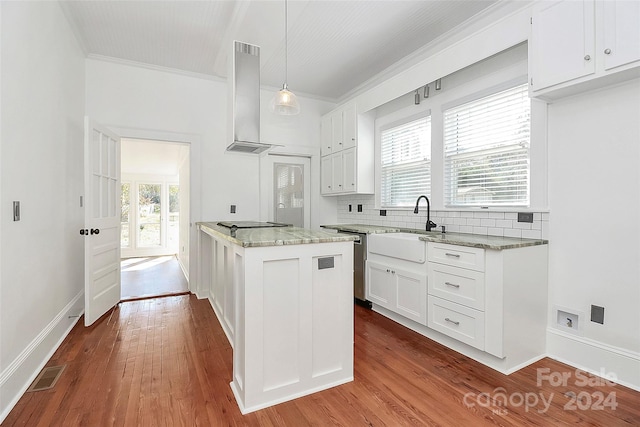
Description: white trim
547,328,640,392
0,291,85,423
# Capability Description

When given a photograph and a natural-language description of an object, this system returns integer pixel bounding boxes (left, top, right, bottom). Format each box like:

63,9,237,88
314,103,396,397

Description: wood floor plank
2,295,638,427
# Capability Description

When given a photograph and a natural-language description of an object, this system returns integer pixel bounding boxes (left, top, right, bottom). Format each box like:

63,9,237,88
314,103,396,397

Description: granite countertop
198,222,357,248
320,224,548,250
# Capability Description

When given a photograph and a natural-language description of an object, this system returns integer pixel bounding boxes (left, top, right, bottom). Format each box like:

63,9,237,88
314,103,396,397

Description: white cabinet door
321,115,332,156
366,261,393,309
342,147,356,193
343,104,357,150
602,0,640,71
331,110,344,151
394,268,427,325
331,152,344,193
531,0,596,91
320,155,333,194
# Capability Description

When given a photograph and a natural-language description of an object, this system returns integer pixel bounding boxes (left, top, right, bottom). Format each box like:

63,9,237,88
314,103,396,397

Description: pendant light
270,0,300,115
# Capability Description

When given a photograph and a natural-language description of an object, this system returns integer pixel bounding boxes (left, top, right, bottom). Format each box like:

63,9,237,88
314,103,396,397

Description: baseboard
547,328,640,392
178,256,189,282
0,290,84,423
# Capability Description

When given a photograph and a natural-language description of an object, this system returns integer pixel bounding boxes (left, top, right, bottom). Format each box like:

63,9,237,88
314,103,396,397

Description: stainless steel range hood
227,41,276,155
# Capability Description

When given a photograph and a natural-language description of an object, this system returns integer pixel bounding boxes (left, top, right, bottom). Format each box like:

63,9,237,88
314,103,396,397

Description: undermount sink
368,232,426,263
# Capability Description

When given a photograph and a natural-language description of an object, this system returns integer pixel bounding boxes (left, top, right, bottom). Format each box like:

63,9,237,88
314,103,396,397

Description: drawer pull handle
445,282,460,288
445,318,460,326
445,253,460,258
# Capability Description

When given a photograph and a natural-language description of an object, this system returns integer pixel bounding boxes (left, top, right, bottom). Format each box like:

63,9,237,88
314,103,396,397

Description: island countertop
320,223,547,250
198,222,357,248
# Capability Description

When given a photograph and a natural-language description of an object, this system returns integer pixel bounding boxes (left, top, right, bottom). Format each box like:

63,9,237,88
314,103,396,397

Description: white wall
546,79,640,388
85,59,337,293
0,2,85,421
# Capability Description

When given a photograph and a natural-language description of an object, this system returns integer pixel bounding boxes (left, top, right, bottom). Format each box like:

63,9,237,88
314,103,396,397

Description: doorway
261,154,311,228
120,138,190,299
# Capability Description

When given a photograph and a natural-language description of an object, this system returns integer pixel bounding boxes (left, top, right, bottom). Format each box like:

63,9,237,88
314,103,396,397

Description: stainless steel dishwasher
337,230,371,308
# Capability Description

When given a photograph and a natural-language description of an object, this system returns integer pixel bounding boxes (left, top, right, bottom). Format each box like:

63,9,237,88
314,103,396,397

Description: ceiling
60,0,499,101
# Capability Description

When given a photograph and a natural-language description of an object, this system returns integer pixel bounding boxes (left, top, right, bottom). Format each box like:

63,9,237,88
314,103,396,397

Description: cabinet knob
604,48,612,55
386,269,390,272
351,138,355,141
328,185,331,189
584,54,591,61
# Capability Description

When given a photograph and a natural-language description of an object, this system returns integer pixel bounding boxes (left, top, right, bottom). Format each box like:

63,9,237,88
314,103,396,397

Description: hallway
120,256,188,300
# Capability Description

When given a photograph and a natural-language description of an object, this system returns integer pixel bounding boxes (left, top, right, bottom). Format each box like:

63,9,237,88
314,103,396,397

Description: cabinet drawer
428,263,485,310
428,296,485,350
428,243,485,272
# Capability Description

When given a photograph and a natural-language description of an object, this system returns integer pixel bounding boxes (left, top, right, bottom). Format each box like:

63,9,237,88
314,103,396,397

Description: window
444,83,530,207
380,115,431,208
120,183,130,247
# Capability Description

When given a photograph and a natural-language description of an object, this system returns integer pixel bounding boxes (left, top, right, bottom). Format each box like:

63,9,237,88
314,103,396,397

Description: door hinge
530,17,533,25
530,77,534,86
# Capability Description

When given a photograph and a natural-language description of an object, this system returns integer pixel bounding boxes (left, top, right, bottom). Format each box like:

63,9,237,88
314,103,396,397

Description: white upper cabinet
320,115,332,157
602,0,640,71
530,0,596,91
530,0,640,99
320,105,374,196
342,104,357,150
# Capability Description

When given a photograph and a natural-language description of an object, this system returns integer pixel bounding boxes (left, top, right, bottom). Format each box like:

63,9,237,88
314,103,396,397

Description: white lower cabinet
366,260,427,325
428,295,485,350
367,237,549,374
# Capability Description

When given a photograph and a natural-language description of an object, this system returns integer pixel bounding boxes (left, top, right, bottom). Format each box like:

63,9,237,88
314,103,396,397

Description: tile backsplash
337,195,549,240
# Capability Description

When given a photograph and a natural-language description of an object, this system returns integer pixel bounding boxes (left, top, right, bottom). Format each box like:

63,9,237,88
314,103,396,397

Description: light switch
13,201,20,221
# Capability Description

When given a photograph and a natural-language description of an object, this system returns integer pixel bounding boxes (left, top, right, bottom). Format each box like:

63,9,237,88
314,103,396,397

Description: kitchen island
197,222,356,414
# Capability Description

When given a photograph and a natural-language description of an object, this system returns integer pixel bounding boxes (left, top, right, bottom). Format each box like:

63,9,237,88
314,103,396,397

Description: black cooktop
217,221,291,229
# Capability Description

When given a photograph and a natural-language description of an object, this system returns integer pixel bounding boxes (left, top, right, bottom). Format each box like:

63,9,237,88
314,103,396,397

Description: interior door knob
90,228,100,235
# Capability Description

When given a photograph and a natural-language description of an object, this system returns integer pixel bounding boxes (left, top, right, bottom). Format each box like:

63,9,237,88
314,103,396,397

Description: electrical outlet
230,204,236,214
517,212,534,223
380,210,387,216
591,305,604,324
357,204,363,212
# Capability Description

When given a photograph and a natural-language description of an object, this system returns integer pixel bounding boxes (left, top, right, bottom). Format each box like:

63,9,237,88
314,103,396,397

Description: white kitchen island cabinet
197,222,355,414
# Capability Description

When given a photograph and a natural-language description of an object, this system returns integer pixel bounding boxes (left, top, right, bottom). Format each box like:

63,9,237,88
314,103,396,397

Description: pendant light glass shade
270,83,300,115
271,0,300,115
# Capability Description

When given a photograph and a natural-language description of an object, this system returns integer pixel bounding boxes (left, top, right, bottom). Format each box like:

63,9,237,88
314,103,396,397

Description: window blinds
444,84,530,207
380,116,431,208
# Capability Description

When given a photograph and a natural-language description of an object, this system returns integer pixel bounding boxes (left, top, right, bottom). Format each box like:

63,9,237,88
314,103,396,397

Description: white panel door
260,154,311,228
84,118,121,326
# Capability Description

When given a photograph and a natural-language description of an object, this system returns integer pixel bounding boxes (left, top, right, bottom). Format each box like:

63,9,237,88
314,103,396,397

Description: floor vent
27,365,66,392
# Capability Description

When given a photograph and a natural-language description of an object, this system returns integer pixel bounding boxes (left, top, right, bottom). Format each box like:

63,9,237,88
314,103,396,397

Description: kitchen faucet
414,195,437,231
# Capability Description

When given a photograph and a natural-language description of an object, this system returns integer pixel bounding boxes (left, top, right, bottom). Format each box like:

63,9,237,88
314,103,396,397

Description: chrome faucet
414,195,437,231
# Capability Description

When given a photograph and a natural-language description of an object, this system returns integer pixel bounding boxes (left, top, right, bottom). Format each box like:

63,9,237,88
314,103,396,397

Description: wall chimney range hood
226,41,279,155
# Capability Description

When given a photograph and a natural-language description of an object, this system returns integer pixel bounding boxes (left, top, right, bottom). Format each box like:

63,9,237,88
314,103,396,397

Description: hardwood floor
120,256,189,300
3,295,639,426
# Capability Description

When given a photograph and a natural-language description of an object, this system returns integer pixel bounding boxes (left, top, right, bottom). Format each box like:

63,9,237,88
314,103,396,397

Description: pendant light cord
285,0,288,87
